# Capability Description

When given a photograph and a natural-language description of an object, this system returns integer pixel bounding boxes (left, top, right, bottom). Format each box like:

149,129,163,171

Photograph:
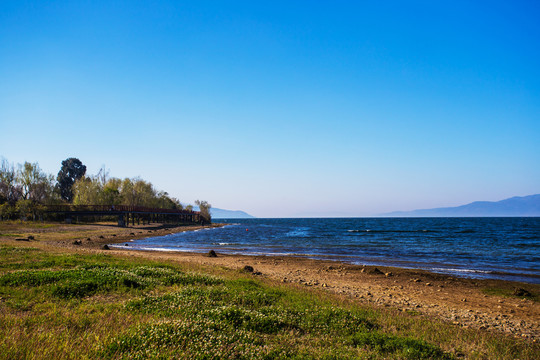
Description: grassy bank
0,243,538,359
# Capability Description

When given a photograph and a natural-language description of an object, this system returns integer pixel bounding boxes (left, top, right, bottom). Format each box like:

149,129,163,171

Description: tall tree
56,158,86,202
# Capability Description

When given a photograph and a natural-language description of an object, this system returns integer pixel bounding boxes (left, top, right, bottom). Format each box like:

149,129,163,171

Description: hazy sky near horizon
1,1,539,217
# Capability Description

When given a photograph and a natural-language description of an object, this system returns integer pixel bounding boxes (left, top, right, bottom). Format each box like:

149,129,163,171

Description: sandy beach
3,222,539,342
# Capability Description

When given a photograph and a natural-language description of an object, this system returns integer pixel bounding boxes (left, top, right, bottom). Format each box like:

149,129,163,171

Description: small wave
124,246,196,253
520,235,540,240
285,231,310,237
347,229,434,233
514,242,540,248
429,267,492,274
236,251,328,257
284,227,311,238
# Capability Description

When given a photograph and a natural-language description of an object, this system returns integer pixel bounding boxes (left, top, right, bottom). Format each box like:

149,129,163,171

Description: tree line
0,157,211,222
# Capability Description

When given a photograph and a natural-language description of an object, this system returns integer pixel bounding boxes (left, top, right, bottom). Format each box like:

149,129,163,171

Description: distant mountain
383,194,540,217
211,208,255,219
192,206,255,219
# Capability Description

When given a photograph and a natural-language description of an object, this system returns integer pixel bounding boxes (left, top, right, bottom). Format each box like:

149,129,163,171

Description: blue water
111,218,540,284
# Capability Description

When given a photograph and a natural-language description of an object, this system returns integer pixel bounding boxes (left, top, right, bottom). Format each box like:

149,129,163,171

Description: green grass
0,221,61,230
0,265,221,299
0,244,538,359
482,287,539,302
350,332,450,359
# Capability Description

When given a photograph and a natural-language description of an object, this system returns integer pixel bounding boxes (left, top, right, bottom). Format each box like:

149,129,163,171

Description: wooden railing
44,205,198,215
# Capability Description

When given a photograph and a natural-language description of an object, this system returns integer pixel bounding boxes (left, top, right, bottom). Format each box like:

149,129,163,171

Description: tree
154,191,183,210
195,200,212,224
72,176,102,205
101,178,122,205
120,178,136,206
15,199,33,221
133,179,156,207
56,158,86,202
0,203,16,220
0,158,20,204
17,162,54,203
120,178,157,207
32,174,57,204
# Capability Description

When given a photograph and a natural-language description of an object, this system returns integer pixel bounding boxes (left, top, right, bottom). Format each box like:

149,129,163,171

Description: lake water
110,217,540,284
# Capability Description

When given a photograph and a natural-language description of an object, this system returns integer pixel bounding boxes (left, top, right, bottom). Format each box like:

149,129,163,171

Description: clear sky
1,1,539,217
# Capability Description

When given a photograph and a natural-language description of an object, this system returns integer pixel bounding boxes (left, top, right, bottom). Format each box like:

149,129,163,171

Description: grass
0,221,60,230
482,287,539,302
0,244,538,359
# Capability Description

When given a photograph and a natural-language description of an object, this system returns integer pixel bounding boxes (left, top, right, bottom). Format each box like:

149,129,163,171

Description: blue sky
1,1,539,217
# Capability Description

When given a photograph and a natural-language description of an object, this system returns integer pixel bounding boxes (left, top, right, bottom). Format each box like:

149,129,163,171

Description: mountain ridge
382,194,540,217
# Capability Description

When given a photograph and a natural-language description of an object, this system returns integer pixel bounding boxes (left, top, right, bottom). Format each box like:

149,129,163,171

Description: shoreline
107,221,540,285
109,244,540,285
1,221,539,341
